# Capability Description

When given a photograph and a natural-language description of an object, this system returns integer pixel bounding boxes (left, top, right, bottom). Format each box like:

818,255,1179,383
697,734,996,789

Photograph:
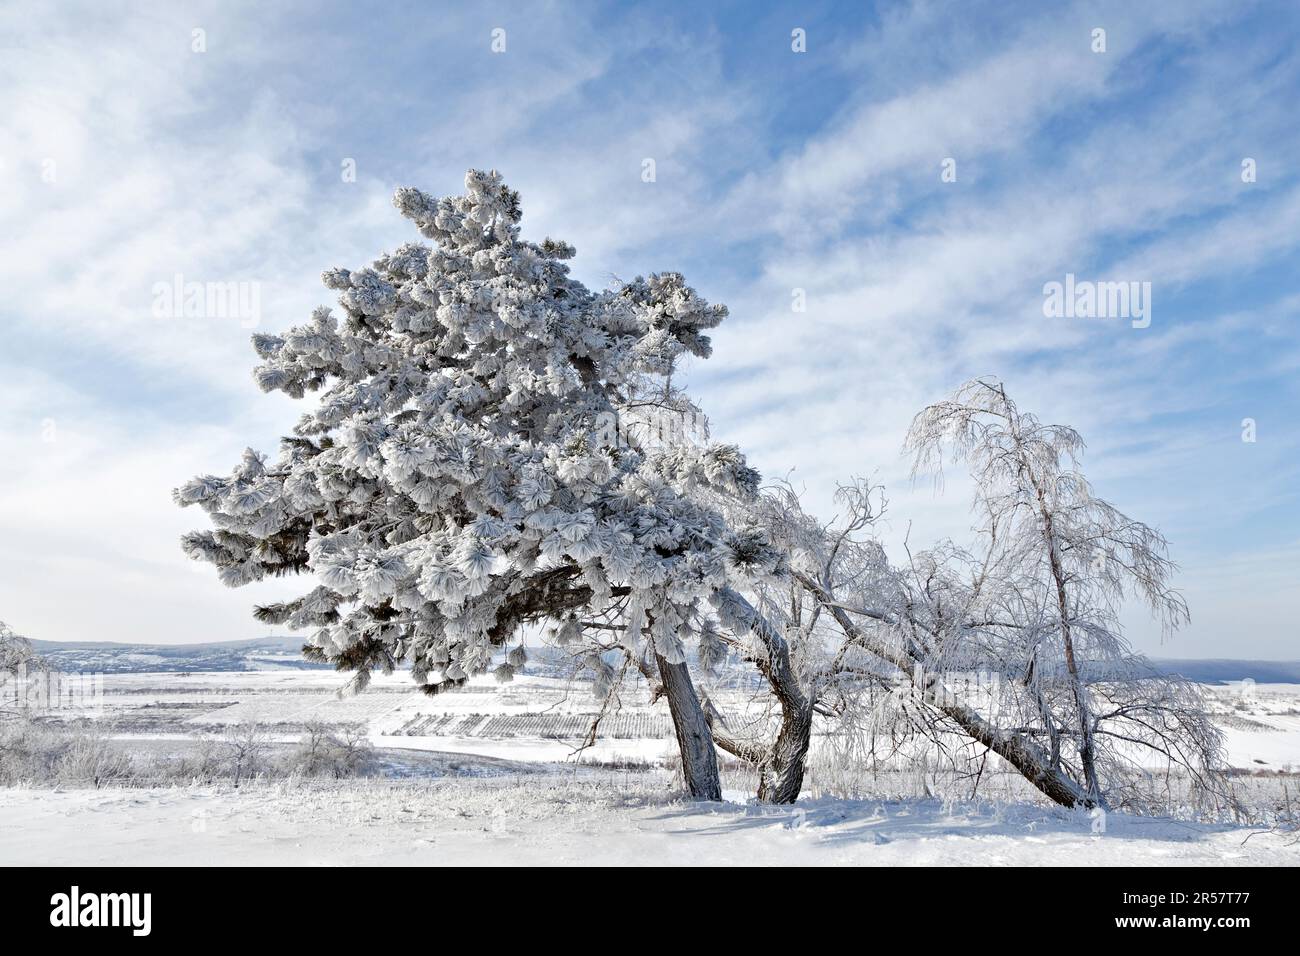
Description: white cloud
2,0,1296,661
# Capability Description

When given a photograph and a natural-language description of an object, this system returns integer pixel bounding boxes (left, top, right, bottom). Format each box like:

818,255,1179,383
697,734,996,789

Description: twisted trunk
757,702,813,803
710,588,813,804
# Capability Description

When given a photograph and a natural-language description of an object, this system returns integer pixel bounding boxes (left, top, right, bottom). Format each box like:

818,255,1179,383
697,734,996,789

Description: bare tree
334,725,375,778
704,482,905,803
0,621,39,675
294,720,374,778
221,722,270,786
901,377,1212,806
0,622,43,723
294,720,335,776
702,381,1227,812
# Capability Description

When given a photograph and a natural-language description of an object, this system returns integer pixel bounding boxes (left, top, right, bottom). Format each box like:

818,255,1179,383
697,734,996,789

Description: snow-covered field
4,669,1299,865
3,779,1297,866
39,669,1300,772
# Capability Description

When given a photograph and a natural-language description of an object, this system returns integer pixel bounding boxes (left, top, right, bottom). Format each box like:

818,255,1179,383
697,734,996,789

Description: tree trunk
757,703,813,804
655,654,722,801
1036,486,1102,802
1006,394,1103,804
709,588,813,804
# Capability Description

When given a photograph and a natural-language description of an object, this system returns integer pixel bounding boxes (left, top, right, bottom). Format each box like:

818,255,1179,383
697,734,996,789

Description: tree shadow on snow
643,796,1237,848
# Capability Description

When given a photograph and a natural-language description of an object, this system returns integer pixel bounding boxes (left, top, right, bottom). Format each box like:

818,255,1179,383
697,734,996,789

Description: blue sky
1,0,1297,657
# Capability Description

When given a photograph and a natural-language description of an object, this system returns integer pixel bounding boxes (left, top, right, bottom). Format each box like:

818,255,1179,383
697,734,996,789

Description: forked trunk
708,588,814,804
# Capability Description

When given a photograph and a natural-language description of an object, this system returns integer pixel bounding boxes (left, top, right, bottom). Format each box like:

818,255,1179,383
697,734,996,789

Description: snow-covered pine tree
175,170,762,799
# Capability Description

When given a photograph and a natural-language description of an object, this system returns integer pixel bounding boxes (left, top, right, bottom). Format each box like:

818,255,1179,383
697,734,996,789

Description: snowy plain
3,780,1297,867
3,668,1299,866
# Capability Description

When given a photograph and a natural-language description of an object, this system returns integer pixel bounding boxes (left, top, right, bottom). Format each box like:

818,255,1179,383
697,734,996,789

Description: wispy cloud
1,0,1296,657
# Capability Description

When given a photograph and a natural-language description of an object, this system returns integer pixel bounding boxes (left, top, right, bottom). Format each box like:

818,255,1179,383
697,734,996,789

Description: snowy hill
1147,659,1300,685
24,637,605,677
29,635,330,673
25,637,1300,685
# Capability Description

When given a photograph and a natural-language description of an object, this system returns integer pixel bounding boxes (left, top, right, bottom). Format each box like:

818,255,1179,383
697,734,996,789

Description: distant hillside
30,635,330,673
25,638,1300,684
1147,659,1300,685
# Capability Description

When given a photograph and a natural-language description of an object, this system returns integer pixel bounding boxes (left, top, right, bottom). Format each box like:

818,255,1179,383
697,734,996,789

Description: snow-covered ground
1208,683,1300,771
6,669,1299,866
3,780,1296,866
41,670,1300,773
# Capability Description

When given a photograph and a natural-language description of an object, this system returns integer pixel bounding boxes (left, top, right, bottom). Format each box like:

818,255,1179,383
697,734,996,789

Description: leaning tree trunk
839,609,1093,807
791,572,1097,809
655,654,722,801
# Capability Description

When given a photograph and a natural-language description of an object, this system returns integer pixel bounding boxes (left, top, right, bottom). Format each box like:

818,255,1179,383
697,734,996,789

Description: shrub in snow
292,721,374,779
0,719,131,789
